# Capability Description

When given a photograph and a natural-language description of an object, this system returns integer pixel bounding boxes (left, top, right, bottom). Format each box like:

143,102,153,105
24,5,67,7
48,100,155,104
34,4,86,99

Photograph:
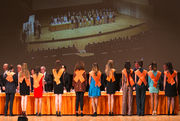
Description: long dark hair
124,61,131,75
152,62,157,71
34,66,40,75
138,60,143,67
166,62,174,74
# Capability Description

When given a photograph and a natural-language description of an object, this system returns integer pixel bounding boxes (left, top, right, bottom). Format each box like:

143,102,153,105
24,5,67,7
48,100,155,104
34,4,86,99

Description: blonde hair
105,60,114,76
19,63,30,79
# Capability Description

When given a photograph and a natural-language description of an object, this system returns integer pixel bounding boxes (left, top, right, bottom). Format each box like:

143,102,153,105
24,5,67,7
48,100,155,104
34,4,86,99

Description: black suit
0,73,6,92
2,72,18,115
63,72,71,92
30,76,34,92
44,73,53,92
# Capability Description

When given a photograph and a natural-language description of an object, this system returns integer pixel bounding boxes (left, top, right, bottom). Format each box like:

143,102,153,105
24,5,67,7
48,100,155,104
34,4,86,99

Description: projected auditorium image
1,0,180,121
23,0,149,58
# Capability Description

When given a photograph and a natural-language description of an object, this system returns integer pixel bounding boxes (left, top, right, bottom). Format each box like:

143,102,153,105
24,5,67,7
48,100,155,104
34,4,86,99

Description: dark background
1,0,180,73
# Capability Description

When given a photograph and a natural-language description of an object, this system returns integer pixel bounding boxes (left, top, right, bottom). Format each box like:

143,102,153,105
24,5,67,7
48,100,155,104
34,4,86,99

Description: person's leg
122,86,127,115
9,93,15,115
21,96,25,112
150,93,154,114
24,96,27,115
167,97,171,115
95,97,98,113
59,94,62,115
140,86,146,116
55,94,59,113
39,98,42,115
35,98,38,114
128,87,133,115
111,94,114,114
80,92,84,113
154,93,159,115
107,94,111,114
171,97,175,115
75,92,80,113
136,85,141,116
4,93,10,115
92,97,95,113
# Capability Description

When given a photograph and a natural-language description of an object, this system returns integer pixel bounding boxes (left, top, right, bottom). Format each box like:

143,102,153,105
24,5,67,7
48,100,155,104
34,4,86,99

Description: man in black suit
0,63,9,92
41,66,53,92
2,65,18,116
62,65,71,92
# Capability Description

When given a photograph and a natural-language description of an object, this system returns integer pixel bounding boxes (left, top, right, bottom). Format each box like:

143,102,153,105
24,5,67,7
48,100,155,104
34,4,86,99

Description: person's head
31,68,35,75
152,62,157,71
166,62,174,73
92,63,99,75
3,63,8,71
163,63,167,71
74,61,85,71
54,60,62,70
20,63,30,78
134,61,139,69
40,66,46,74
124,61,131,75
148,64,152,71
138,60,143,68
9,65,14,72
17,64,22,72
35,66,40,75
105,60,114,76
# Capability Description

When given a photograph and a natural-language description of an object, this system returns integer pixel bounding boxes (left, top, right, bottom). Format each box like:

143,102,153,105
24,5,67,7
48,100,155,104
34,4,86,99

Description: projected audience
50,8,116,29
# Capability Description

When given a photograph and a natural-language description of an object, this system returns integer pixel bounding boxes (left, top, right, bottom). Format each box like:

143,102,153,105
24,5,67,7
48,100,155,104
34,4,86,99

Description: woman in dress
52,60,65,116
104,60,116,116
88,63,101,116
72,61,87,116
148,62,161,115
122,61,135,116
164,62,178,115
18,63,31,116
32,66,44,116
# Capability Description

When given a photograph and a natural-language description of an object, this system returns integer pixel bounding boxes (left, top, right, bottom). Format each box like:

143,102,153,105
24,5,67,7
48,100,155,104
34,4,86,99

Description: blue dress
88,77,101,97
148,71,160,93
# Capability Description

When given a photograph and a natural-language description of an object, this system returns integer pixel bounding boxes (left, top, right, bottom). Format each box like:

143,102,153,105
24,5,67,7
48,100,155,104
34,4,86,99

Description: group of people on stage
0,59,178,117
50,8,116,29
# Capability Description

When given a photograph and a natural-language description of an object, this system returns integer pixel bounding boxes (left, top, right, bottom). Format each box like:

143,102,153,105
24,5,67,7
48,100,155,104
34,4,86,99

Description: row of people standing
0,59,178,117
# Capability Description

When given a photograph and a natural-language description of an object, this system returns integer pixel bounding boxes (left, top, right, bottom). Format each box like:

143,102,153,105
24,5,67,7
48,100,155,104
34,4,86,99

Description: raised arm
163,74,166,91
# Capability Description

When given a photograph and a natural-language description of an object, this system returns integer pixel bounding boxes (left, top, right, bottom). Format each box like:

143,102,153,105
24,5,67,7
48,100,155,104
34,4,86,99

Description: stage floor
29,14,145,42
1,113,180,121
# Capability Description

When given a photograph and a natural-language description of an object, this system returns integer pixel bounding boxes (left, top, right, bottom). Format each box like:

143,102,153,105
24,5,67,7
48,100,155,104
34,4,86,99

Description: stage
0,91,179,115
1,114,180,121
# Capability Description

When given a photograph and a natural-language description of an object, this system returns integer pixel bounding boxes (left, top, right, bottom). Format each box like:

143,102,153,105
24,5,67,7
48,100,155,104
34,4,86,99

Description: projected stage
26,14,148,54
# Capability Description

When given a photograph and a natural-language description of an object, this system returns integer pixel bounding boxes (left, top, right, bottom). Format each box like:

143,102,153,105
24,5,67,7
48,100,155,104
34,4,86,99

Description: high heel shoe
58,112,61,116
111,112,114,116
56,111,58,116
76,113,78,116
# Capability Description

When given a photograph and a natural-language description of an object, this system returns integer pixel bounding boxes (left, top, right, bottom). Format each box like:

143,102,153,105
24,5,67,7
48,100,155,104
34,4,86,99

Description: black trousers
5,93,15,115
136,84,146,115
75,92,84,111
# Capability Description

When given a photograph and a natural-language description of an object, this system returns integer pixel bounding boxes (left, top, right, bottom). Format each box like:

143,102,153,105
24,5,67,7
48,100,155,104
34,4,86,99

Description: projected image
21,0,151,59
